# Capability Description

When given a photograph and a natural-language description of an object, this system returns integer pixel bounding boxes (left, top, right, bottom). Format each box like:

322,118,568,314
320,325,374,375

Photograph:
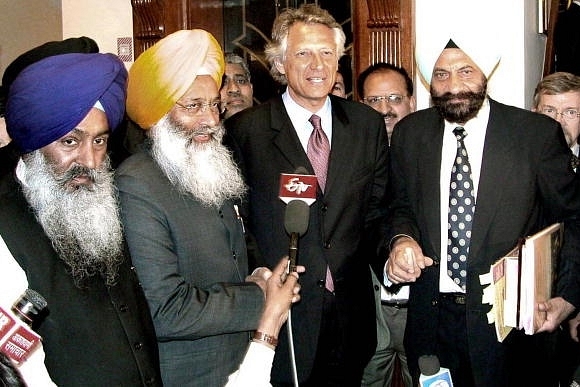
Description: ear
409,95,417,112
274,58,286,75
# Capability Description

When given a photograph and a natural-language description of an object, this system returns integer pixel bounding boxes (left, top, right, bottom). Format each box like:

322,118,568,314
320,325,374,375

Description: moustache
56,165,98,187
382,112,398,119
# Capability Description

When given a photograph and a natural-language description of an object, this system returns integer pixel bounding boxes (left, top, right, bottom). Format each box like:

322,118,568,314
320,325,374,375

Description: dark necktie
571,153,579,172
306,114,334,292
307,114,330,192
447,127,475,291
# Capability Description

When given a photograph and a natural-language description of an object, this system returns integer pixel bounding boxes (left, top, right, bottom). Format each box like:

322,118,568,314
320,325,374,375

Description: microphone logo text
284,177,312,195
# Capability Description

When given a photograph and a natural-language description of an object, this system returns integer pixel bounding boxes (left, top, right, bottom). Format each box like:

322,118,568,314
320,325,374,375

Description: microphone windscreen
284,200,310,236
418,355,440,376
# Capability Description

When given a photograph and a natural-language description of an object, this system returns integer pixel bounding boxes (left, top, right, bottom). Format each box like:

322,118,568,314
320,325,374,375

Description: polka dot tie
447,127,475,291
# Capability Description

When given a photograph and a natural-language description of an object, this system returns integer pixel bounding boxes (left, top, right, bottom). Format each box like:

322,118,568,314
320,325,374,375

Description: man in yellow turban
117,29,273,386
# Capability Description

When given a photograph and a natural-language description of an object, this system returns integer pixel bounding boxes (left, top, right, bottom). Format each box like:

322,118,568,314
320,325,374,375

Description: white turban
415,4,502,85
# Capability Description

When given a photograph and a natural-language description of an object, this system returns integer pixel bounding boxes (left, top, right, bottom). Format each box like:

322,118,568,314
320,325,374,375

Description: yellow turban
126,29,225,129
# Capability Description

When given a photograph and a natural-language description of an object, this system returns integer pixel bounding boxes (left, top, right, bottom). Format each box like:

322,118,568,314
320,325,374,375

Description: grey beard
150,115,247,208
20,151,124,287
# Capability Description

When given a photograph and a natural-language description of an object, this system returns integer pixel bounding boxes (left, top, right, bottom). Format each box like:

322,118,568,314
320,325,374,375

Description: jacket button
374,284,380,291
323,241,331,249
317,280,325,288
119,304,129,312
134,342,143,350
321,204,328,212
431,299,438,306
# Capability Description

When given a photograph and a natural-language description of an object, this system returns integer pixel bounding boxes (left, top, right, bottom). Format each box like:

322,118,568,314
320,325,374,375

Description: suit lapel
419,116,444,260
325,99,351,194
269,97,313,172
469,100,519,261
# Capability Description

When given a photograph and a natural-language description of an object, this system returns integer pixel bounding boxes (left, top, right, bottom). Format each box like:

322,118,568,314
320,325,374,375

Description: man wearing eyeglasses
533,72,580,172
116,29,276,386
357,62,415,387
358,62,416,144
533,71,580,386
220,53,254,119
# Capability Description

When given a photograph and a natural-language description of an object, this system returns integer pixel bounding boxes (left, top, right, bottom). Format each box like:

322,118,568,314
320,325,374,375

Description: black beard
431,79,487,124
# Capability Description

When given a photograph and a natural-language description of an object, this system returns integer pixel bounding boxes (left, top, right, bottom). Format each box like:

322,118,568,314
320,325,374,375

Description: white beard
150,115,247,207
20,151,124,287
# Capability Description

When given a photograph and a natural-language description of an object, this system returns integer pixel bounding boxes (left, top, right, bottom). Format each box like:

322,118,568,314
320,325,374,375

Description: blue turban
6,53,127,154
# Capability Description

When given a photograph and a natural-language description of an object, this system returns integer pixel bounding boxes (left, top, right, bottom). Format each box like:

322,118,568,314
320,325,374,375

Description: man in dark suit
225,4,388,386
0,53,162,386
385,36,580,386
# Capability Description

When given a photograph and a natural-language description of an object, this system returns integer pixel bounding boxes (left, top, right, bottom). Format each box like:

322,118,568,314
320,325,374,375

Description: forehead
286,22,336,48
434,48,481,72
538,91,580,106
364,70,406,93
225,63,247,76
181,75,219,99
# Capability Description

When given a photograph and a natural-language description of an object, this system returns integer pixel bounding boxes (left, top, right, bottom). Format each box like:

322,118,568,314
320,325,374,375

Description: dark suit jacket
116,151,265,387
387,98,580,386
225,95,388,384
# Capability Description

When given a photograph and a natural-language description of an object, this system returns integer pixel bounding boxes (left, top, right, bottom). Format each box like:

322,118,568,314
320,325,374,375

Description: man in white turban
383,25,580,387
117,29,283,386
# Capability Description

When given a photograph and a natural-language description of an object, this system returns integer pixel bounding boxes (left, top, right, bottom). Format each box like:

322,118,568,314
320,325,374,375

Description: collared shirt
282,89,333,152
439,98,490,293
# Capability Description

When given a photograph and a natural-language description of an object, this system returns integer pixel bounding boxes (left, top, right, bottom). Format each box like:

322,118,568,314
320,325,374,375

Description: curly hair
265,4,346,84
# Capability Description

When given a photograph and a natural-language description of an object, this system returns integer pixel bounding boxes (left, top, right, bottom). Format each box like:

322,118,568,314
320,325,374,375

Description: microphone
284,200,310,272
279,167,317,272
0,289,47,365
418,355,454,387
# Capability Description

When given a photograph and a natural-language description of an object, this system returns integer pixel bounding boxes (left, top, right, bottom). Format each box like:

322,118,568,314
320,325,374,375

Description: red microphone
0,289,47,365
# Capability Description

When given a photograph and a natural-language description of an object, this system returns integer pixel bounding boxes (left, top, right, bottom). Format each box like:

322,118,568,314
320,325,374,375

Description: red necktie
306,114,334,292
307,114,330,192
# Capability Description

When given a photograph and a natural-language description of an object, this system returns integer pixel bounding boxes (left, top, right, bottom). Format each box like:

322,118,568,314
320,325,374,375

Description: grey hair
265,4,346,84
224,53,251,80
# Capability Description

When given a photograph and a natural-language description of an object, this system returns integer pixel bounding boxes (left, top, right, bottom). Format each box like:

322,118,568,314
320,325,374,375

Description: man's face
40,107,109,190
169,75,221,144
220,63,253,119
534,91,580,147
276,22,339,111
430,48,487,124
362,70,416,140
331,72,346,98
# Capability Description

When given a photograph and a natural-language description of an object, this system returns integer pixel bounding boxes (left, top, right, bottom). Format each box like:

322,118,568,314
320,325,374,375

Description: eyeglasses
175,99,224,115
362,94,407,106
541,107,580,121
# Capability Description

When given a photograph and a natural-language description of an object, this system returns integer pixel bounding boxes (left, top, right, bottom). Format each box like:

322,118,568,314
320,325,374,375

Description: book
480,223,563,342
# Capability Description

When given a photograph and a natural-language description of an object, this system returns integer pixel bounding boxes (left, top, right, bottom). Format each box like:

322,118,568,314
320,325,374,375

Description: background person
358,62,415,144
221,52,254,119
358,62,415,387
532,71,580,169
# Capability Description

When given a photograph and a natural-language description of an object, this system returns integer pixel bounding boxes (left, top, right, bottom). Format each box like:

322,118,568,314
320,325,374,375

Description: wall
0,0,133,77
0,0,62,76
414,0,546,110
61,0,133,64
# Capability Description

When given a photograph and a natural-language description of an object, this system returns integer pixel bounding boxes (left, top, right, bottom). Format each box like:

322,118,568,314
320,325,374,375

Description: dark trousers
437,294,476,387
273,289,362,387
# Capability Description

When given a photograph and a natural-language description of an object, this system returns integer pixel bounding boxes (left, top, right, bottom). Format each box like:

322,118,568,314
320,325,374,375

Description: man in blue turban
0,53,162,386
